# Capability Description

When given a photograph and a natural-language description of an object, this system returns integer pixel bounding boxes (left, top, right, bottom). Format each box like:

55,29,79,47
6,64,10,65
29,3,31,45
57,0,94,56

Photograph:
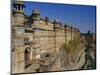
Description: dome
32,9,40,15
13,1,25,7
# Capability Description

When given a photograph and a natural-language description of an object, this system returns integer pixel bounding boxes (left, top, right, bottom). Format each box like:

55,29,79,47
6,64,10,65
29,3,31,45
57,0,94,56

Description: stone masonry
11,1,80,74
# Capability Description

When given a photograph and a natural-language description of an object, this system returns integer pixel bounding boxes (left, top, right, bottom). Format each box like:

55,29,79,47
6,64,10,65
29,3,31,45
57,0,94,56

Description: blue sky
24,1,96,33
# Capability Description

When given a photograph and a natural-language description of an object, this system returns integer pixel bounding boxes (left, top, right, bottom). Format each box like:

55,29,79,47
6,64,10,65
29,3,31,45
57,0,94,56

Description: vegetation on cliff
63,39,81,54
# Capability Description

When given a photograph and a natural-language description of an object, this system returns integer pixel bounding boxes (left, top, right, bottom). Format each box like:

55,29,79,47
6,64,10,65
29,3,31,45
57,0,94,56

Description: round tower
31,9,40,20
13,1,25,14
12,1,25,26
12,1,25,74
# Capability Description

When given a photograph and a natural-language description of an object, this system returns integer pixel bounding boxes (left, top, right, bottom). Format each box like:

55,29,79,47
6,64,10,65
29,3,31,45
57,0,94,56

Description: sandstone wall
12,12,80,74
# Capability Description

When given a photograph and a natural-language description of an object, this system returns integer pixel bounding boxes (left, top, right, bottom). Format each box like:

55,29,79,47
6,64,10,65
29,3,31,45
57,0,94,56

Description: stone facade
11,1,80,74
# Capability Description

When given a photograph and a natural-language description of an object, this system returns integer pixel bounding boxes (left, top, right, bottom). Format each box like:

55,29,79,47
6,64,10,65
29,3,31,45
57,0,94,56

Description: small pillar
44,17,49,24
64,24,67,43
70,25,73,40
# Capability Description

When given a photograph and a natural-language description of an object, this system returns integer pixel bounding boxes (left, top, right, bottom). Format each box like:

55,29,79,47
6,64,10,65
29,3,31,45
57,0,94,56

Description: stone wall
12,17,80,73
11,1,80,74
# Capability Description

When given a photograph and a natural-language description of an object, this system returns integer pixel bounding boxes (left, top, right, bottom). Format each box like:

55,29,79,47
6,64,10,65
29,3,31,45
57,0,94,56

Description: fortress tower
12,1,25,73
32,9,40,20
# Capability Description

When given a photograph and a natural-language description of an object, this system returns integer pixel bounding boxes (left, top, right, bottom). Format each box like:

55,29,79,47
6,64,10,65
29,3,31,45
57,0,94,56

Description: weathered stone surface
11,1,83,74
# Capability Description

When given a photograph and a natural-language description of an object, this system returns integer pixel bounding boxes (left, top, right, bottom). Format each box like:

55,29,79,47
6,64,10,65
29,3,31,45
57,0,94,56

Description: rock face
81,31,96,70
59,43,86,70
82,43,96,69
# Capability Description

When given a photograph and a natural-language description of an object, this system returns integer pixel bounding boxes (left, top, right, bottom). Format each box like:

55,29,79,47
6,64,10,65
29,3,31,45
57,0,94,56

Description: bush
63,39,81,54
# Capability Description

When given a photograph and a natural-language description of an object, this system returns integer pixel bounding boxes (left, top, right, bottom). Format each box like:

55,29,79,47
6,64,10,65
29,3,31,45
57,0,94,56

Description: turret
12,1,25,26
13,1,25,14
12,1,25,73
31,9,40,20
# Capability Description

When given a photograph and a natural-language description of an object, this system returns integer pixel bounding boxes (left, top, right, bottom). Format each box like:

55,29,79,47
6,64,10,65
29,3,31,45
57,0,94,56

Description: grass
63,39,81,62
63,39,81,54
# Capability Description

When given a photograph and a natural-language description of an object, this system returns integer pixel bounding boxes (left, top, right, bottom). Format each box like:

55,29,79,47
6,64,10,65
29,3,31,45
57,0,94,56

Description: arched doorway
25,47,32,68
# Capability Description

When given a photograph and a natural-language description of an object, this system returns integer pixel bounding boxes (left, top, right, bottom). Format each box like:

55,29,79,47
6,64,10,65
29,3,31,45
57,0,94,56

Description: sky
24,1,96,33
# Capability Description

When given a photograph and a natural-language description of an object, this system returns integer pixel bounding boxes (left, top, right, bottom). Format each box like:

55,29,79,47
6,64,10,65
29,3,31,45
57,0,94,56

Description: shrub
63,39,81,54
